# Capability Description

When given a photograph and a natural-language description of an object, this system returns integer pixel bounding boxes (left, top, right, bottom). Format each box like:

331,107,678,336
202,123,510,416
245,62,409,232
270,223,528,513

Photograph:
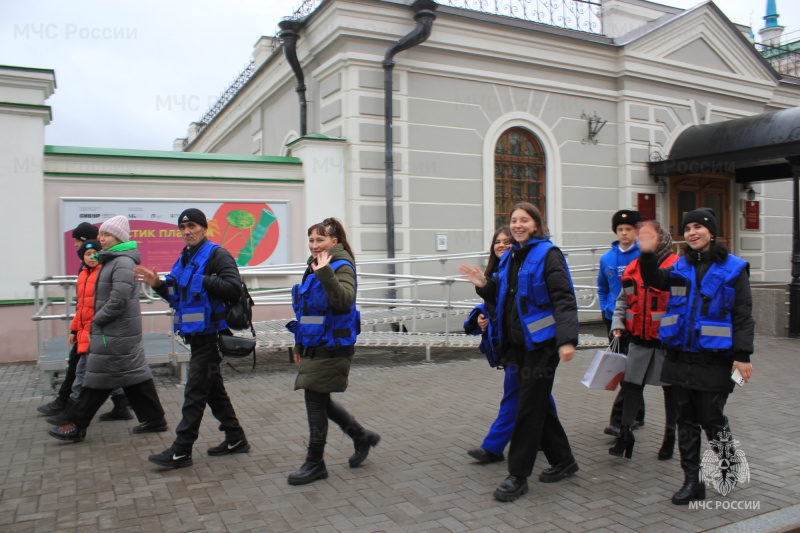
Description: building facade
178,0,800,293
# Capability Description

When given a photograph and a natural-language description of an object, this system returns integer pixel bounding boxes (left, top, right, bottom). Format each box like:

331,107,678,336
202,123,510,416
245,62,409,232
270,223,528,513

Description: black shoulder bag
217,280,257,370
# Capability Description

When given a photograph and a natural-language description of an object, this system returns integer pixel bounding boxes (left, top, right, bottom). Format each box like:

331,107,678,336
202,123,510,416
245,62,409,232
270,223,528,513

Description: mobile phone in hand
731,368,745,387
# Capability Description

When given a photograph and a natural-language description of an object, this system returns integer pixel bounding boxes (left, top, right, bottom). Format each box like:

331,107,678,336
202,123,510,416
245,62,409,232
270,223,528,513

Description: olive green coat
294,244,357,393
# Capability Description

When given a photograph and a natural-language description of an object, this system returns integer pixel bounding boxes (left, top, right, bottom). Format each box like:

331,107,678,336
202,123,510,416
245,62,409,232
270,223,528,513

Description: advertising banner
61,199,289,274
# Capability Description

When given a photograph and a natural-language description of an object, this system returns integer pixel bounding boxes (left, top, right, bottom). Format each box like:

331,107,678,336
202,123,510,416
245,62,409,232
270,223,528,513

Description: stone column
0,66,55,300
286,134,348,230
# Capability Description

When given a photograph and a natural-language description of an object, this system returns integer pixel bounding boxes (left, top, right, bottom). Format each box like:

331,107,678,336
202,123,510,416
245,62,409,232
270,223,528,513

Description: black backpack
226,280,255,331
217,281,257,369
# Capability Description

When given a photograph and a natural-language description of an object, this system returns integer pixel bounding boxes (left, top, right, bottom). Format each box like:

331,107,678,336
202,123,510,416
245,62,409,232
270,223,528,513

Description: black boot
349,429,381,468
660,387,678,460
288,445,328,486
604,387,624,436
37,396,68,416
672,422,705,505
333,405,381,468
45,399,74,426
608,425,635,459
672,472,706,505
99,394,133,421
658,426,676,460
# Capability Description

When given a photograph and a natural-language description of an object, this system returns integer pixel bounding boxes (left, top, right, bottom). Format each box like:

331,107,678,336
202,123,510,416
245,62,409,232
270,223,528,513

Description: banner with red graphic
61,199,289,275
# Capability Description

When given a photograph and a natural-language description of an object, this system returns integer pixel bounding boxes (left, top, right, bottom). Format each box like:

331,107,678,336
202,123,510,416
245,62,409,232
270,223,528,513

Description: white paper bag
581,338,627,390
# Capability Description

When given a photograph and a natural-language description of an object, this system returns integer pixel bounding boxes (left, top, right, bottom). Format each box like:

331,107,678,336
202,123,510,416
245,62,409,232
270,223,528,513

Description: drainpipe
279,18,308,136
789,158,800,338
383,0,437,301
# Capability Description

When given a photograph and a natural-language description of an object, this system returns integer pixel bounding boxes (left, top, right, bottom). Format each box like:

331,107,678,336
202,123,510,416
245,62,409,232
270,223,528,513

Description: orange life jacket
621,254,679,341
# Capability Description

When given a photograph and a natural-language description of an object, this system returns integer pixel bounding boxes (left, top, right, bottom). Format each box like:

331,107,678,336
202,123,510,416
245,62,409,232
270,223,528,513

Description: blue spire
764,0,780,28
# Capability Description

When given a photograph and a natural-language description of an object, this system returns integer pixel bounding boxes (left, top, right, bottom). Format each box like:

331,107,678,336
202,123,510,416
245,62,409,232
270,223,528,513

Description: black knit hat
177,208,208,228
77,239,101,261
611,210,642,232
72,222,99,242
681,207,717,237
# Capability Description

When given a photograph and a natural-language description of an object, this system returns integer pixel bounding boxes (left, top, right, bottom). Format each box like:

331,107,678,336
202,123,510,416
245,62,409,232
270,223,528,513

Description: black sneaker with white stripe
148,448,193,469
207,438,251,456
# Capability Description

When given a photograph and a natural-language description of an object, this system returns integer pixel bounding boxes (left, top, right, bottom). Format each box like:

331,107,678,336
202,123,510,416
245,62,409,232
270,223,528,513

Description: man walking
136,208,249,468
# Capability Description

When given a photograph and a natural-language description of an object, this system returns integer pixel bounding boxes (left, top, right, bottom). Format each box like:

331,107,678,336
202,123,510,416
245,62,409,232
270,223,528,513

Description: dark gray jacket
85,247,152,389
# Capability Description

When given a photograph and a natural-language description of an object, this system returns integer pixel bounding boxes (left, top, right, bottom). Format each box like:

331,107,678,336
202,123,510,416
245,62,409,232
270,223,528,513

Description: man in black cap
597,209,645,437
136,208,250,469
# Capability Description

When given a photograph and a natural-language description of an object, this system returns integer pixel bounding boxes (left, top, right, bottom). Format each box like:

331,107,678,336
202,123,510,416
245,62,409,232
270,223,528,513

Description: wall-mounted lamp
743,183,756,201
657,176,668,194
581,111,607,144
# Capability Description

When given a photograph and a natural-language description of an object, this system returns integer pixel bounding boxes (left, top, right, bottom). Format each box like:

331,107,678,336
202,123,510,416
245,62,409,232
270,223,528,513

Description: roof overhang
649,106,800,183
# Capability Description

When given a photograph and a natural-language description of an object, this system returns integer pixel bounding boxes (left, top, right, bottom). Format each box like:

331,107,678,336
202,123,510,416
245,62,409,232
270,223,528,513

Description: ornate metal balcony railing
440,0,602,34
197,60,256,132
755,42,800,78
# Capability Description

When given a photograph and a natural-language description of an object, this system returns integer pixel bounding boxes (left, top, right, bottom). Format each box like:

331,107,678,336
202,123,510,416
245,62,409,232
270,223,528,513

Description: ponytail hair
308,217,355,263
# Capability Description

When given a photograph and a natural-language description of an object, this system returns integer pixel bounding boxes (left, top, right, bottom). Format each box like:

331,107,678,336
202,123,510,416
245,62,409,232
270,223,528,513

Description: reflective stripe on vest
181,312,205,323
527,314,555,334
671,286,687,296
301,316,325,324
701,325,731,337
661,314,679,327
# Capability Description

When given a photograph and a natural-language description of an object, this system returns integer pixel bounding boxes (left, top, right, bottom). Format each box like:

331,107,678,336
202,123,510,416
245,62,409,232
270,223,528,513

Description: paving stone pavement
1,335,799,533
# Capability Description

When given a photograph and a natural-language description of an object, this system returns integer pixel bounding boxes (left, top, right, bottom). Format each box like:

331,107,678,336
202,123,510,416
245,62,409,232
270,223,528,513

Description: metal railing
32,246,611,375
239,245,608,326
31,277,180,372
755,42,800,78
440,0,601,33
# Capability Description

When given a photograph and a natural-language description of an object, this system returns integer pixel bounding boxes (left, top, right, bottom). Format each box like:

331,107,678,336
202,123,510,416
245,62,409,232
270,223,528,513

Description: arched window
494,128,546,228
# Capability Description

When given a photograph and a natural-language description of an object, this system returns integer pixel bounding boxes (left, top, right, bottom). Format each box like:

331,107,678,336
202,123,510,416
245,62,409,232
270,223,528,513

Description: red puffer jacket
69,264,101,354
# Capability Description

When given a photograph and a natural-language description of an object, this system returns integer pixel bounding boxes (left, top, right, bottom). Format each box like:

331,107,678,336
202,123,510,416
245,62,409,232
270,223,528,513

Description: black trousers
305,389,360,450
673,386,730,475
56,344,80,402
622,384,677,429
602,318,644,426
172,339,245,454
507,346,572,478
68,379,164,429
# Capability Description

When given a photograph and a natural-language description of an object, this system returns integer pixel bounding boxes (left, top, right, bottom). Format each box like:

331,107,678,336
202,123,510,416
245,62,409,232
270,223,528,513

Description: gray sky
2,0,797,152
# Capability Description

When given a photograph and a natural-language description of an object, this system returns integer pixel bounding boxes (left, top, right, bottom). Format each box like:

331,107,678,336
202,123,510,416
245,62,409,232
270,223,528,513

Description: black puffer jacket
640,244,754,392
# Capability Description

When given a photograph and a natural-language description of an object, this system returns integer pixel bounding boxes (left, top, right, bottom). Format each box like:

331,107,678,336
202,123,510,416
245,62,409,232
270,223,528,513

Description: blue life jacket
658,254,747,355
289,259,360,348
164,240,228,336
464,303,500,368
496,238,573,351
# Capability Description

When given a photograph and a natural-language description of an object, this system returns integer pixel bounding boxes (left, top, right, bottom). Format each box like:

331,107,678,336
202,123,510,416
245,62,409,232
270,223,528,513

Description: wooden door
668,175,733,253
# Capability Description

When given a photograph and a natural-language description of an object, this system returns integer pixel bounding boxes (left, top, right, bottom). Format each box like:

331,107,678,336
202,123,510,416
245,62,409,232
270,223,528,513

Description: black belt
303,345,354,359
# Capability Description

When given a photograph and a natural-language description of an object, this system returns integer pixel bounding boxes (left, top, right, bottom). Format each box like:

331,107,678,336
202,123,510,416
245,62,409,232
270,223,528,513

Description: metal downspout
382,0,437,301
279,18,308,136
789,158,800,338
